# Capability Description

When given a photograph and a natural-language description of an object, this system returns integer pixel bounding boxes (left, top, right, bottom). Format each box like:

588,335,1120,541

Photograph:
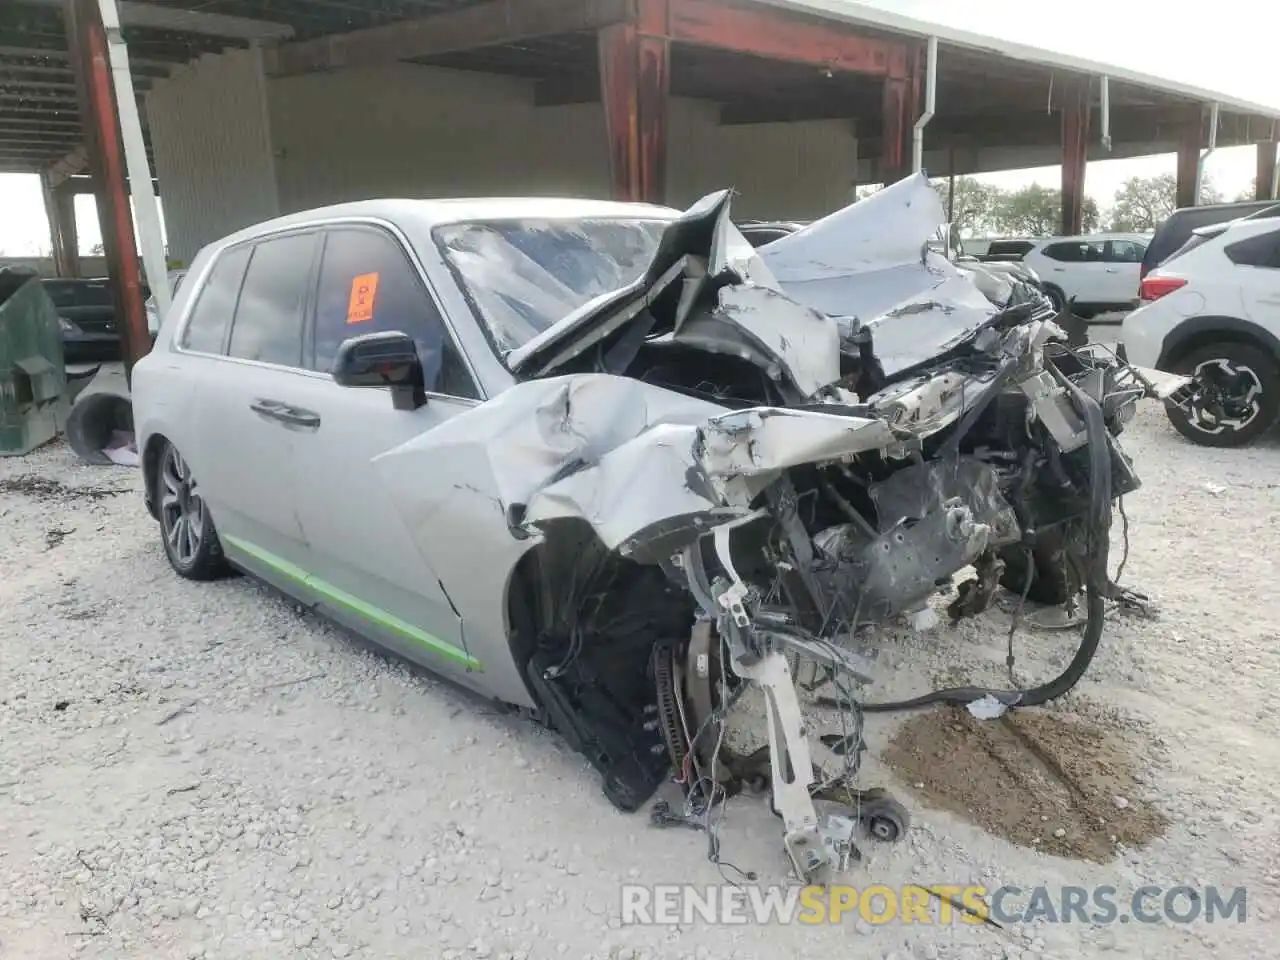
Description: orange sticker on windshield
347,272,379,324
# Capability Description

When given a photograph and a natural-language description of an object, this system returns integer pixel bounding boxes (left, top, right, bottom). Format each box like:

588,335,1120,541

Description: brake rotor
651,643,688,775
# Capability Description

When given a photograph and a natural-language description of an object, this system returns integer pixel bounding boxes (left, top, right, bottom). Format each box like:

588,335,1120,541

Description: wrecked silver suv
136,175,1184,885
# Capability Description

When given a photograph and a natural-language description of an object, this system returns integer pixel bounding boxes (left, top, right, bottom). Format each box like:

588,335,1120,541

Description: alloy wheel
159,446,206,566
1185,358,1264,435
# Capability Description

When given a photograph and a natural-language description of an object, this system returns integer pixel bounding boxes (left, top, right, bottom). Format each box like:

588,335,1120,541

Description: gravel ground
2,398,1279,960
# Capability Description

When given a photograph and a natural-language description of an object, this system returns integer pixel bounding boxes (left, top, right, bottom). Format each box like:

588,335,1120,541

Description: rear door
279,223,484,679
190,230,322,591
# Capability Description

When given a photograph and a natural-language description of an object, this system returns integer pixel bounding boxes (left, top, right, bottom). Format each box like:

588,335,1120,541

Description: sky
0,0,1274,258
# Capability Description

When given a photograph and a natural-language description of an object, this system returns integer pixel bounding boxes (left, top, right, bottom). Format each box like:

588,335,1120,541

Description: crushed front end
382,176,1184,883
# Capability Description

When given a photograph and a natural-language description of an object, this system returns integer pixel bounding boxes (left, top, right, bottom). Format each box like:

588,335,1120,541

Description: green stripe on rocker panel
221,535,482,671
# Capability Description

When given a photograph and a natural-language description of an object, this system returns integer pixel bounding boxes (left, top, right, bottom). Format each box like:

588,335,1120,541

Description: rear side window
227,232,317,367
1225,229,1280,269
179,245,251,355
311,227,479,399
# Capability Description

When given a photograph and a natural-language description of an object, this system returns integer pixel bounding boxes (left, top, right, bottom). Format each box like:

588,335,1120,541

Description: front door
283,225,485,681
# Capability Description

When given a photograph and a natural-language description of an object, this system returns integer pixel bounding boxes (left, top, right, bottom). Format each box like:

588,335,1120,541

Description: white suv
1020,233,1149,316
1120,210,1280,446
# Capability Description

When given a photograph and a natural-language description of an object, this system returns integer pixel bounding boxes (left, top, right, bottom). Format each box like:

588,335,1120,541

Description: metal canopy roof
0,0,1275,177
768,0,1280,121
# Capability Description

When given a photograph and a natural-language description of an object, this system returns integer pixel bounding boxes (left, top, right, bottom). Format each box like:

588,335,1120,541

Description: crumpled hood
756,174,1004,377
507,190,841,401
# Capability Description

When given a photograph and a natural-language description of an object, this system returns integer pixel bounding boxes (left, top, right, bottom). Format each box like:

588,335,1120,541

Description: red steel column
598,0,670,203
1060,81,1090,236
880,75,910,184
1257,136,1277,202
1175,106,1203,209
63,0,148,377
879,43,921,185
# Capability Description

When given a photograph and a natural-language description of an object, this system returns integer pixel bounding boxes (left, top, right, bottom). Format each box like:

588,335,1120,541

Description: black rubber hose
822,369,1113,714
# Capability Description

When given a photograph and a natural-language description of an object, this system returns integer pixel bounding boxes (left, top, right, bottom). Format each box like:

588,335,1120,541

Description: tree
1233,178,1258,203
89,242,104,255
931,176,1002,235
1109,173,1220,232
990,184,1099,236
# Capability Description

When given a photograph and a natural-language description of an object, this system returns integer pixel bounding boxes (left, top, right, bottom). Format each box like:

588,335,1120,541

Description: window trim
307,222,483,402
174,240,251,358
222,227,323,371
170,215,486,398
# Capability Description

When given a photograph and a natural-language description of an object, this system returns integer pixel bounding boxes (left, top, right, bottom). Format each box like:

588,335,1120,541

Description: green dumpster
0,272,70,456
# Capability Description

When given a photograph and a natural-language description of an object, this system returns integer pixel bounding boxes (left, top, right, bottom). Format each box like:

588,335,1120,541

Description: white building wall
267,63,858,220
144,48,279,265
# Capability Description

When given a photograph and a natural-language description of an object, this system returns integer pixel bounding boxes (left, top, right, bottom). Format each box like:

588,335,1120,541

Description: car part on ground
64,362,135,464
133,177,1179,885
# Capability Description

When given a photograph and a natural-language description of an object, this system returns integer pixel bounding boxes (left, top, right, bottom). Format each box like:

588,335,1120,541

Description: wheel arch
1158,315,1280,370
501,518,616,704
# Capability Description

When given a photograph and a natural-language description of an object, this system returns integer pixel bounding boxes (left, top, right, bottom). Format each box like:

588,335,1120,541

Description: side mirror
331,331,426,410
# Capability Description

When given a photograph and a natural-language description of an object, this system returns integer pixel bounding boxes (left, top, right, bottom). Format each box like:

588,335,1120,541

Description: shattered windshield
435,217,670,359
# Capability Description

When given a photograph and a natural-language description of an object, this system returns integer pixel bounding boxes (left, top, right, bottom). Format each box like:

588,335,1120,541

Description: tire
1165,341,1280,448
155,441,229,580
1042,284,1067,314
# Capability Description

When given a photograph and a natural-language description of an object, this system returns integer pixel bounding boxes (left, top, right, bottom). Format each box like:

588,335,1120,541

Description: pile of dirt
883,705,1167,862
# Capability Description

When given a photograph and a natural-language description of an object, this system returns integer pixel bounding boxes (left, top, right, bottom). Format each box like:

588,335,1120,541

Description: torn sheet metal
755,174,1002,378
372,375,725,535
696,406,897,479
673,285,840,398
504,190,837,399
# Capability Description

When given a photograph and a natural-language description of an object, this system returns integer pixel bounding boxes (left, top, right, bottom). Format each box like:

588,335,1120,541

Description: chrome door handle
275,407,321,428
249,398,285,417
250,399,321,429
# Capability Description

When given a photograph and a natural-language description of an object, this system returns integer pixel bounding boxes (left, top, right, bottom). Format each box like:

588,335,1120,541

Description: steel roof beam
267,0,633,77
13,0,294,42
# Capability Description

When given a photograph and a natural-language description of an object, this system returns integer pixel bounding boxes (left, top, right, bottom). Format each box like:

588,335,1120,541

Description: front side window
226,232,317,367
311,227,478,399
179,245,252,355
434,217,669,359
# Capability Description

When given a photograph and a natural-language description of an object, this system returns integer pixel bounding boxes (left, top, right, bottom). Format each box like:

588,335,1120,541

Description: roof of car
215,197,682,249
1034,232,1150,244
